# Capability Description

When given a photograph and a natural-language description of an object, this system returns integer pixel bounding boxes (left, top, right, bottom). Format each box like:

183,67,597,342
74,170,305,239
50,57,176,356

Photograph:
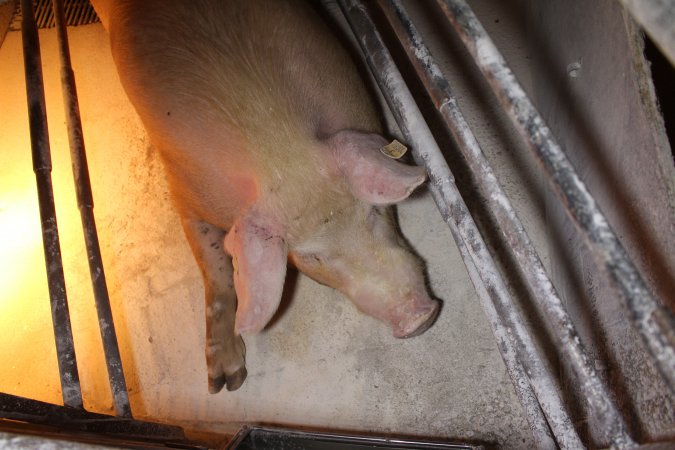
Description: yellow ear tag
380,139,408,159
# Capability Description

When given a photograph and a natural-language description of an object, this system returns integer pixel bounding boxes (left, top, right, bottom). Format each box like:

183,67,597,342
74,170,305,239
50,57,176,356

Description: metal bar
442,211,557,450
617,0,675,67
226,426,481,450
437,0,675,394
377,1,636,447
0,393,185,441
51,0,132,418
20,0,83,410
334,1,583,448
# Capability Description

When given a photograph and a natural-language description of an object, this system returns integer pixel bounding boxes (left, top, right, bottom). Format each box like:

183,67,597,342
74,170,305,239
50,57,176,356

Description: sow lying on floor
91,0,439,393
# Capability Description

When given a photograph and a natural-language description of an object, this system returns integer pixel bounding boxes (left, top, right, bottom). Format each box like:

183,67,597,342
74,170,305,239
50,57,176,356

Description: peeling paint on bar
20,0,83,410
430,190,557,450
377,0,637,448
437,0,675,396
334,0,583,448
51,0,132,418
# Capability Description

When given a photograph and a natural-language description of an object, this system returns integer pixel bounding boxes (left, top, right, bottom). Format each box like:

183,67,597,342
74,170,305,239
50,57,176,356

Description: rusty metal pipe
437,0,675,395
20,0,83,410
376,0,636,447
51,0,132,418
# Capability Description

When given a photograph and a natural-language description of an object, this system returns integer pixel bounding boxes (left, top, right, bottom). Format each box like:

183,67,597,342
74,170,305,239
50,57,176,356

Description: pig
91,0,439,393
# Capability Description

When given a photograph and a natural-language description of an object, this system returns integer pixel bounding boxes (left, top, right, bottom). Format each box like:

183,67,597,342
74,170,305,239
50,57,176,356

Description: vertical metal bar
51,0,132,418
333,1,583,448
617,0,675,67
437,0,675,394
20,0,83,410
376,1,636,448
443,225,558,449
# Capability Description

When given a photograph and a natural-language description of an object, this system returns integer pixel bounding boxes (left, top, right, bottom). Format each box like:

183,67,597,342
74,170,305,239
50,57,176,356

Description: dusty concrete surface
523,0,675,445
0,9,535,450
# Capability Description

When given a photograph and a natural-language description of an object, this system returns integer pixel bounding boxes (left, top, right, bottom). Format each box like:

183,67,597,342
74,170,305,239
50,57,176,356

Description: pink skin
91,0,440,393
290,204,439,339
224,210,288,335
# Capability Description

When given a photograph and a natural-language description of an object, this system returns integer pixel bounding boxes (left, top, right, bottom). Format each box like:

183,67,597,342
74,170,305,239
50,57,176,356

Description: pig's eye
366,206,398,242
366,206,384,230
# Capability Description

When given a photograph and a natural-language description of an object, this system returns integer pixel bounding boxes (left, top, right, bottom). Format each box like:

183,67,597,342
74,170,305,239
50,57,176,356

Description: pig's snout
391,297,440,339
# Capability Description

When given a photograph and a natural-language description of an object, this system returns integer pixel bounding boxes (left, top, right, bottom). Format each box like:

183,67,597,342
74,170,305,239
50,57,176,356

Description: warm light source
0,183,64,404
0,189,44,310
0,16,123,410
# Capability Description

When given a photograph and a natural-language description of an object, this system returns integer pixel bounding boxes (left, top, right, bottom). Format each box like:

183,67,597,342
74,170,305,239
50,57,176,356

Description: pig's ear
224,210,287,335
329,130,427,205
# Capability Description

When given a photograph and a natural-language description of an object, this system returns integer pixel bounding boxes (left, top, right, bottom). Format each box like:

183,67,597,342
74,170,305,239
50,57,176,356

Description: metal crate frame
1,0,673,448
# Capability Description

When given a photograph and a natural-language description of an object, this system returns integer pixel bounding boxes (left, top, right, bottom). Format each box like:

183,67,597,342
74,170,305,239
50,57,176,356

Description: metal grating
10,0,99,31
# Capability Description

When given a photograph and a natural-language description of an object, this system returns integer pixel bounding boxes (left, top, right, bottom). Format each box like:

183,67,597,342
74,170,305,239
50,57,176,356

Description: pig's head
224,130,439,337
290,201,439,338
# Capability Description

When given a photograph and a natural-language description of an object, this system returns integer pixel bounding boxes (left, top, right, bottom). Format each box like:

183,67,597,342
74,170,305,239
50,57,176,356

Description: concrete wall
522,0,675,444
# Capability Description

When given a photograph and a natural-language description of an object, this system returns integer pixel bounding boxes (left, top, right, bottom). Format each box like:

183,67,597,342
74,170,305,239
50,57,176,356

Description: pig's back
106,0,380,228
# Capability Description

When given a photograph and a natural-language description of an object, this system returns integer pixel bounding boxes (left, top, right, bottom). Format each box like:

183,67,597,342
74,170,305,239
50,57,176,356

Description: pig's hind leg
182,218,247,393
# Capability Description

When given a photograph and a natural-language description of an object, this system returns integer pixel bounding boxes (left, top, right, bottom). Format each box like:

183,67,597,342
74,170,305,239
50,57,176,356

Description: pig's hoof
208,366,247,393
208,374,227,394
225,366,248,391
393,301,440,339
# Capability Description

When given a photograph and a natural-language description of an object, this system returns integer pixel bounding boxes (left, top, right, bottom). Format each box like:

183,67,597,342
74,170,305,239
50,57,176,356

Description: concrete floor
1,1,671,448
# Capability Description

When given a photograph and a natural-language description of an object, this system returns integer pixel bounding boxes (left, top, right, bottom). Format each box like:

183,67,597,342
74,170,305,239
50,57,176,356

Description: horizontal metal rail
20,0,83,410
617,0,675,67
376,0,636,447
0,393,184,442
226,426,482,449
334,0,583,448
437,0,675,394
51,0,132,418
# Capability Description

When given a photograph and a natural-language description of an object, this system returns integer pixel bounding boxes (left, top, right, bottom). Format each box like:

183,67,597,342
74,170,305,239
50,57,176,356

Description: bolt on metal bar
376,0,636,447
51,0,132,418
20,0,83,410
334,1,583,448
437,0,675,394
617,0,675,67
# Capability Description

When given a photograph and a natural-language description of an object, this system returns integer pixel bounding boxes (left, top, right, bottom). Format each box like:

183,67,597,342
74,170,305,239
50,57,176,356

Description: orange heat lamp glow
0,191,46,309
0,187,66,404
